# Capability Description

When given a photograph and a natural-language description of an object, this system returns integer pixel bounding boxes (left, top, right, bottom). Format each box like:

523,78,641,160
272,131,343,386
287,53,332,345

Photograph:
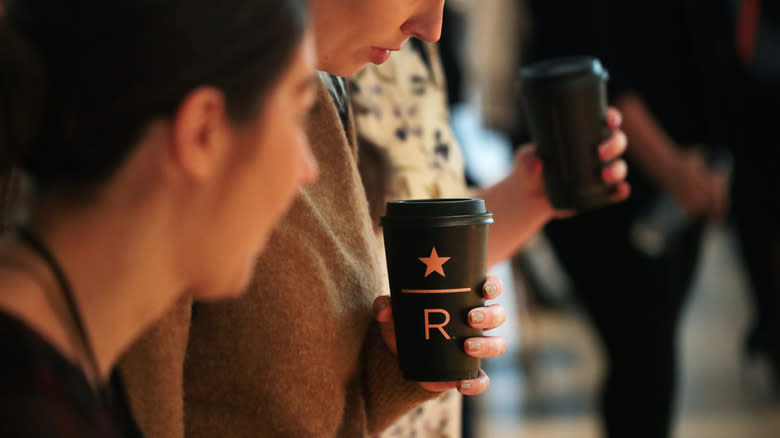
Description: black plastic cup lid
520,56,609,82
381,198,493,227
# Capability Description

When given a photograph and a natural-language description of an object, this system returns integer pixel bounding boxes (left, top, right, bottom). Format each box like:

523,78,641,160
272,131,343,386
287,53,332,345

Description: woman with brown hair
0,0,316,435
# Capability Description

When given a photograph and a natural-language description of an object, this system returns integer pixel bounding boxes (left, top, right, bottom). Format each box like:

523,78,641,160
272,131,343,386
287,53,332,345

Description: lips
369,47,393,65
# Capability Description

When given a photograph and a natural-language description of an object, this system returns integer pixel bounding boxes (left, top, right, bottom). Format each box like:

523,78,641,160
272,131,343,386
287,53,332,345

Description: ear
170,87,231,181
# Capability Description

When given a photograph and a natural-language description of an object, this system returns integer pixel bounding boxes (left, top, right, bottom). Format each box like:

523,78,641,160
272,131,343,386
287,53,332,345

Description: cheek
242,115,305,235
354,0,407,27
263,124,304,197
334,1,405,46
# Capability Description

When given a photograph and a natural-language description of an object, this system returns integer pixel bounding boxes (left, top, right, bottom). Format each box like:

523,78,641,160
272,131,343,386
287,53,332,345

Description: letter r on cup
424,309,452,340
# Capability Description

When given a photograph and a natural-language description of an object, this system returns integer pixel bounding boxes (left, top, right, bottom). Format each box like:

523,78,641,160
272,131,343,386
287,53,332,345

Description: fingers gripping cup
520,56,613,210
381,199,493,381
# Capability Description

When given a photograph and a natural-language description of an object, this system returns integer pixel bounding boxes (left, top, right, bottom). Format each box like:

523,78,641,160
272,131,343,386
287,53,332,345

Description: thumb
373,296,397,355
373,295,392,321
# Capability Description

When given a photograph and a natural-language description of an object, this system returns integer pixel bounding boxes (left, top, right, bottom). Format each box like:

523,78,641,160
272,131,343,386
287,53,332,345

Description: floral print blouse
350,40,470,438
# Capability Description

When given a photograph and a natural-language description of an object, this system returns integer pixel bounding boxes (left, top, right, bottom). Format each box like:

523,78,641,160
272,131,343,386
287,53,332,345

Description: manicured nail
467,340,481,352
484,283,497,297
460,382,472,391
470,311,485,324
599,144,608,159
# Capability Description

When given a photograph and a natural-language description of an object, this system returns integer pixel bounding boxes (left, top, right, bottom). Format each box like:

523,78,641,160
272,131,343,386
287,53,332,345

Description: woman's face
309,0,445,76
196,31,318,300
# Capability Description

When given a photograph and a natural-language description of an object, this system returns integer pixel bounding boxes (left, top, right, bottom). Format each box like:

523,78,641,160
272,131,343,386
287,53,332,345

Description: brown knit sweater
120,80,438,438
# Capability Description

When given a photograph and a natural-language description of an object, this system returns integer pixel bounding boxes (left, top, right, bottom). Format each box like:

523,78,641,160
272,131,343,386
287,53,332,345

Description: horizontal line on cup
401,288,472,294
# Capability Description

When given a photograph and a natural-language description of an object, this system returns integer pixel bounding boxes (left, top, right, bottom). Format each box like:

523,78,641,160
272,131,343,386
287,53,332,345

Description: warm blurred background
440,0,780,437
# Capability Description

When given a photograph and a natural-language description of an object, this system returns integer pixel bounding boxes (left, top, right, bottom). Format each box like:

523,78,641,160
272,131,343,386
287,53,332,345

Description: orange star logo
418,247,451,278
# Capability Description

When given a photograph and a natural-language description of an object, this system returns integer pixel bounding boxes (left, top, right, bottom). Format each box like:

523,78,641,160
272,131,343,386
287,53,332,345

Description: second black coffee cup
381,199,493,382
520,56,613,211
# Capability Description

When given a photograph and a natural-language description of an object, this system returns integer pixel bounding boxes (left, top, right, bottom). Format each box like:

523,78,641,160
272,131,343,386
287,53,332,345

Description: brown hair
0,0,308,191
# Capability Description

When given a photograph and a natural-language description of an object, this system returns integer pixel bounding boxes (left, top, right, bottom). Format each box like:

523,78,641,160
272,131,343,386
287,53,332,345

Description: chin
189,240,267,301
224,268,256,299
193,280,250,302
190,266,256,302
319,58,368,78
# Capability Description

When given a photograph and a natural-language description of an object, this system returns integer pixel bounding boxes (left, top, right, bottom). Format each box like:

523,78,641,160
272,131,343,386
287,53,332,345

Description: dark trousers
733,165,780,348
730,90,780,363
546,200,704,438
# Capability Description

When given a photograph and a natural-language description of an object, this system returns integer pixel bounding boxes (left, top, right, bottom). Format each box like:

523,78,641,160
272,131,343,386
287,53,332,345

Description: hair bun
0,19,46,173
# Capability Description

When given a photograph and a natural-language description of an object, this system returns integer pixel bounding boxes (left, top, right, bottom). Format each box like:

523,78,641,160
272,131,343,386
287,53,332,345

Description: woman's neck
11,198,186,381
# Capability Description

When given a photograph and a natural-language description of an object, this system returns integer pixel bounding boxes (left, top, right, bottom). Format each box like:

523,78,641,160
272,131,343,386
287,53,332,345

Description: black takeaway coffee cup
520,56,613,211
380,198,493,381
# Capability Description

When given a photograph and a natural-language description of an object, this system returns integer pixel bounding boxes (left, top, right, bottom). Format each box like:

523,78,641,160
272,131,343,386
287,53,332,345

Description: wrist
531,195,555,223
514,187,554,227
654,151,684,194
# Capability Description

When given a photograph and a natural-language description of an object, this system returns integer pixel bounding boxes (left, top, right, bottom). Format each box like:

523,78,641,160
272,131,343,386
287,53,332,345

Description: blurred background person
440,0,748,437
522,2,729,437
429,0,780,436
0,0,317,436
723,0,780,392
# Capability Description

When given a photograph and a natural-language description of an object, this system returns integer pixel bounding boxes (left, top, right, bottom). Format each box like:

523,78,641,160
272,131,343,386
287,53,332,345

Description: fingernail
484,283,497,297
467,340,481,352
460,382,472,391
470,311,485,324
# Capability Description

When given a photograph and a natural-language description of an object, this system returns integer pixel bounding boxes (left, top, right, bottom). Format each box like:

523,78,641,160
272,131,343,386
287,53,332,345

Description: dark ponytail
0,19,44,174
1,0,308,191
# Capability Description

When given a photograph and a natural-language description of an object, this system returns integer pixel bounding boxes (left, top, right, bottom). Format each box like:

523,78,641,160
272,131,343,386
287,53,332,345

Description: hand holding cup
374,276,506,395
513,107,630,218
521,56,630,212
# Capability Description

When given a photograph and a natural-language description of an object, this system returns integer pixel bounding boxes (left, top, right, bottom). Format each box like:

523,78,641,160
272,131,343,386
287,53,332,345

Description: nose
400,0,445,43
